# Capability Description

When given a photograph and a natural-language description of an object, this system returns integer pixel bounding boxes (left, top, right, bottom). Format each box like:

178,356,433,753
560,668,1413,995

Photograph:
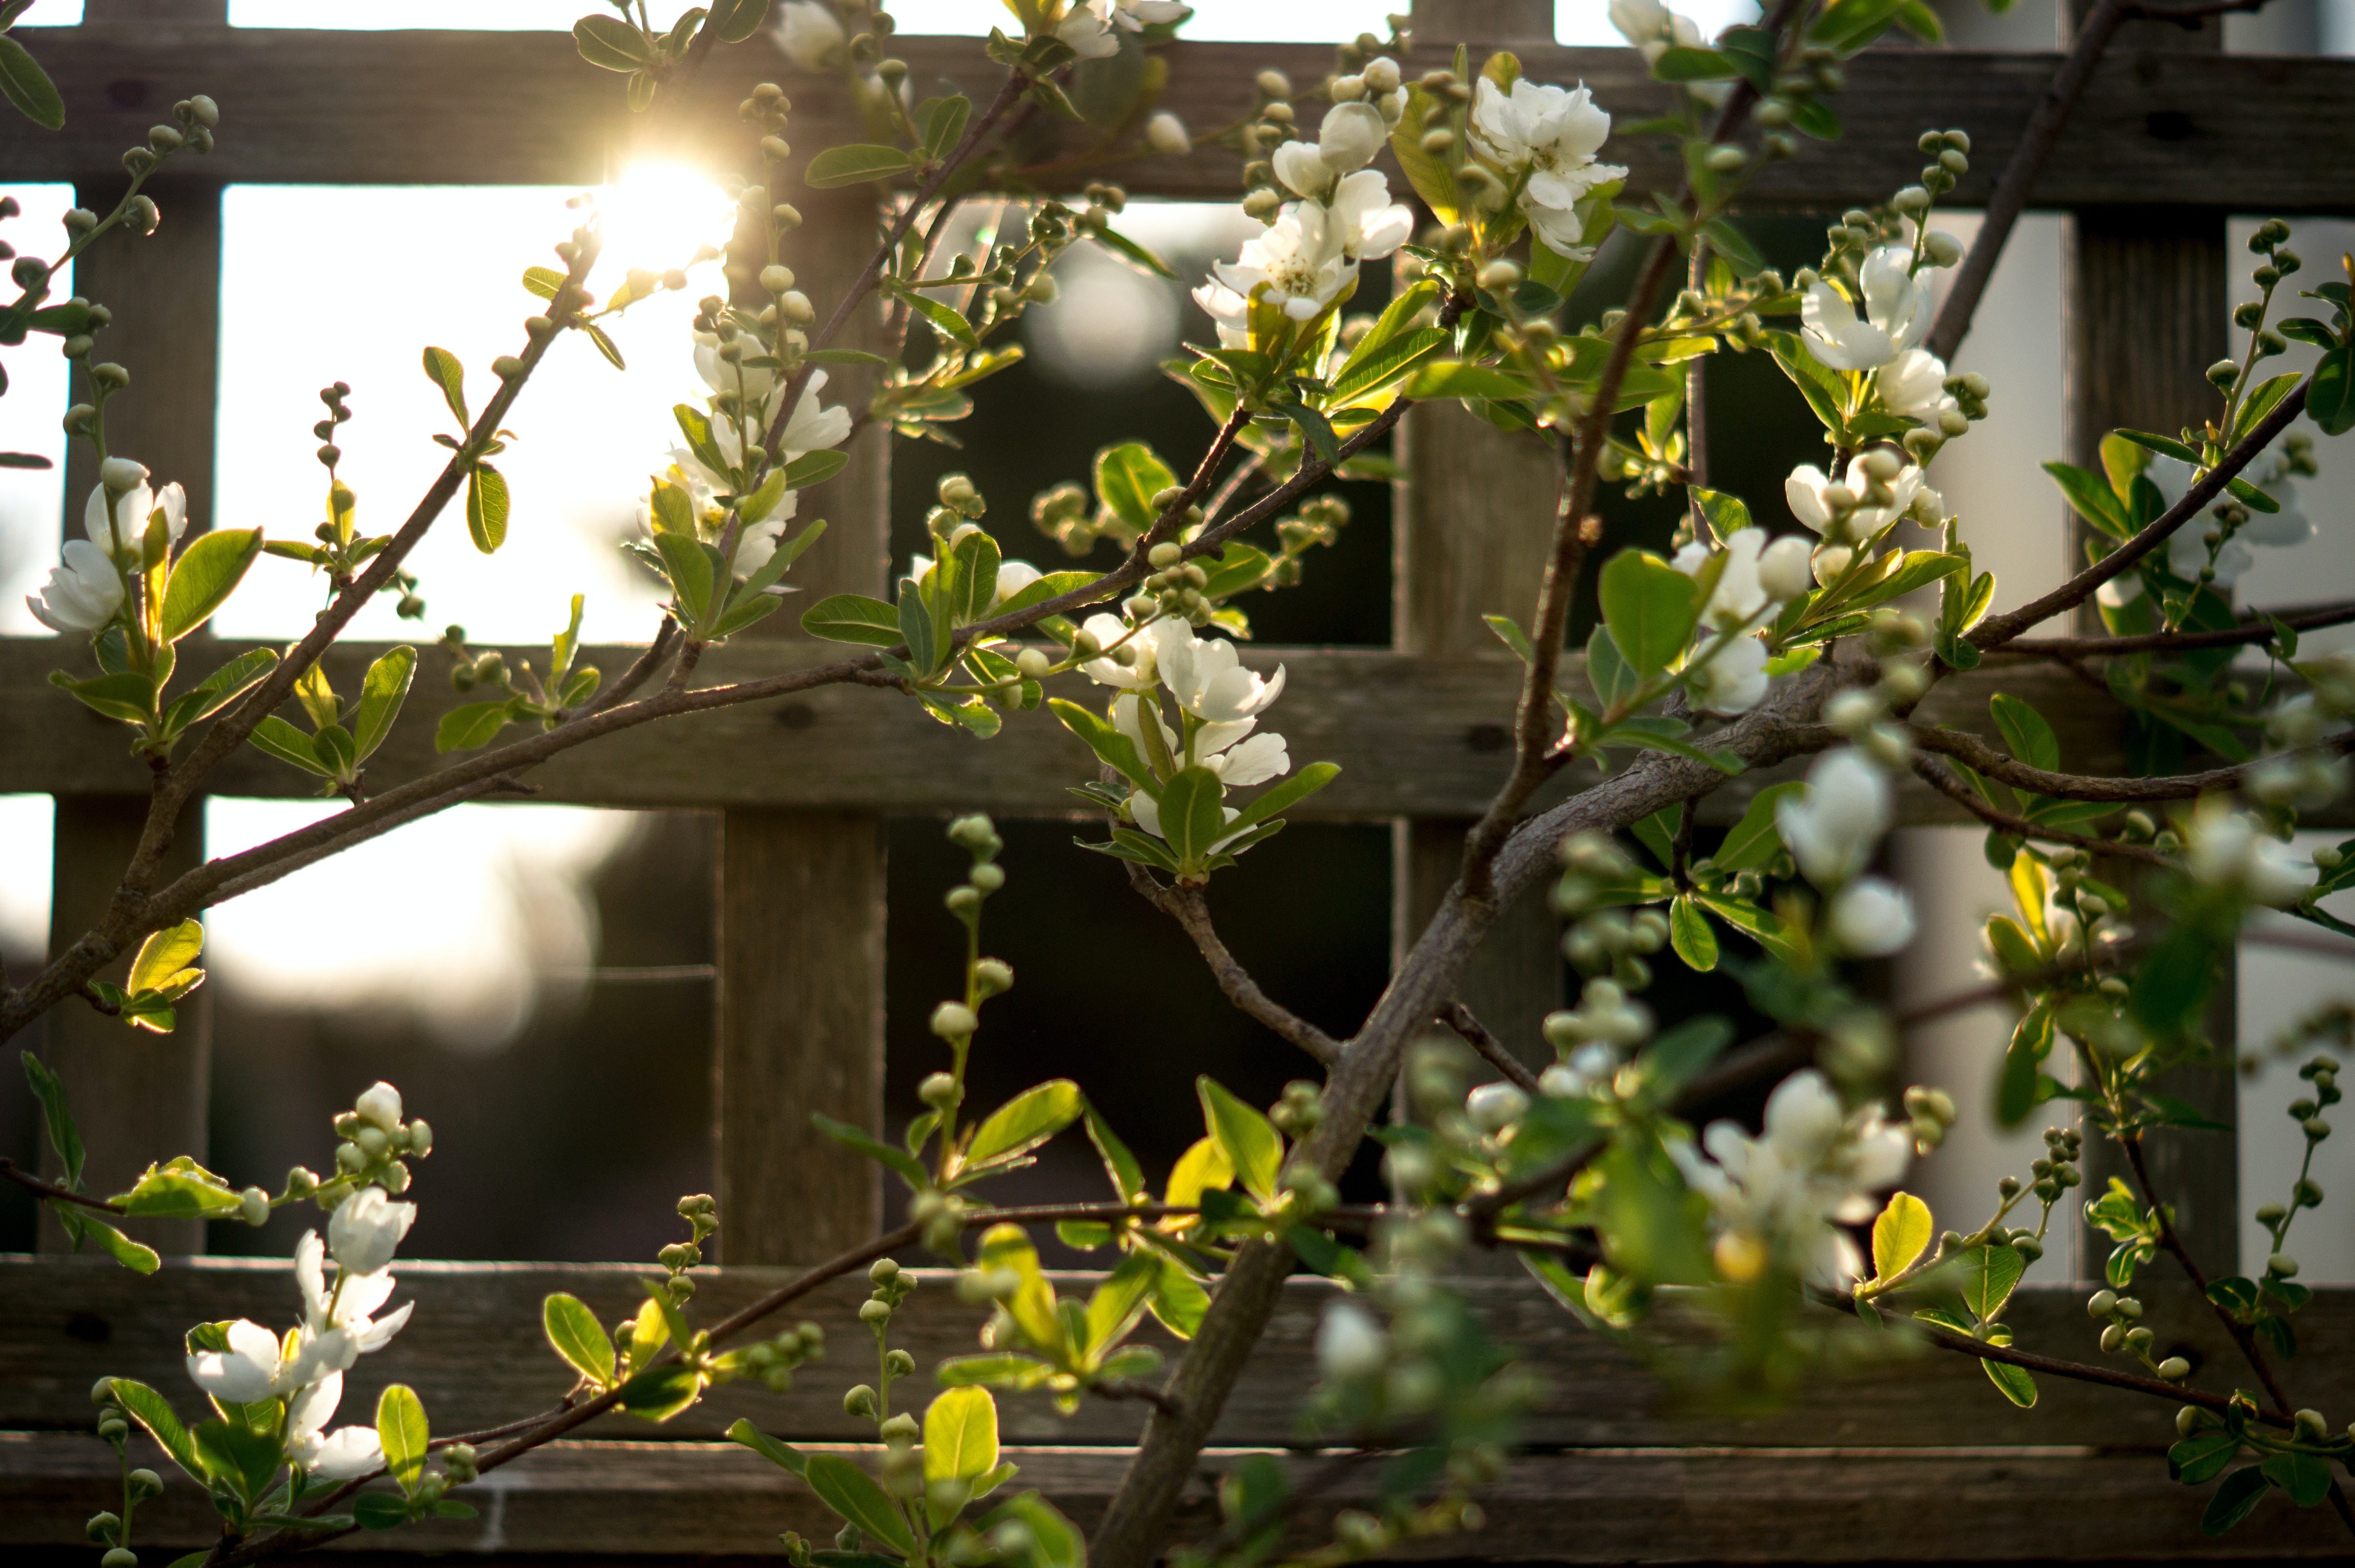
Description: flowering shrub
5,0,2355,1562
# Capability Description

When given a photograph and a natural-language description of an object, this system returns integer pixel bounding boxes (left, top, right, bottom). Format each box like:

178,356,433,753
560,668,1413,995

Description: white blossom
1670,1069,1911,1286
285,1372,384,1480
84,476,186,562
1688,631,1768,715
355,1082,402,1131
328,1186,416,1277
2144,450,2312,588
186,1318,290,1405
26,540,123,635
1777,748,1892,886
1876,346,1957,427
1828,876,1917,956
1155,620,1285,724
1316,1300,1389,1379
1674,525,1768,627
1325,171,1412,261
1758,535,1814,602
1784,456,1923,543
1273,102,1386,199
776,1,845,68
1079,613,1158,690
2186,798,2315,908
1467,77,1625,259
1801,248,1924,372
1207,202,1354,323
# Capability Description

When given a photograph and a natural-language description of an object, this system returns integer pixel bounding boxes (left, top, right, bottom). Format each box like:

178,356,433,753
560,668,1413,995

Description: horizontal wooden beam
2,30,2353,212
6,1431,2348,1559
0,1261,2347,1556
0,635,2157,824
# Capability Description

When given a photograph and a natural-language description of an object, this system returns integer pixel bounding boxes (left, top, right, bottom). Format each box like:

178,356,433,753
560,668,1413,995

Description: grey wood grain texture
7,1429,2350,1558
2,1259,2344,1454
3,30,2354,212
30,176,226,1256
5,639,2226,824
716,186,893,1266
2059,1,2241,1286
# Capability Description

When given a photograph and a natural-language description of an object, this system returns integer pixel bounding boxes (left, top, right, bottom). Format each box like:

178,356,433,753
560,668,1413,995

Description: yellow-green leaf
1870,1190,1932,1282
923,1386,999,1486
128,920,202,994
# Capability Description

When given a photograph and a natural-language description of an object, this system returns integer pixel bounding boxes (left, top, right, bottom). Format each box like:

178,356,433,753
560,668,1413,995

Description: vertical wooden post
38,4,228,1256
1395,0,1563,1073
2061,3,2238,1278
713,190,891,1266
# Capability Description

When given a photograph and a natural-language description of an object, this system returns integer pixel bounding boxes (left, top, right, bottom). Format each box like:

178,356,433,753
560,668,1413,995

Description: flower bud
973,957,1014,996
239,1187,270,1227
930,1001,979,1038
918,1072,960,1111
2269,1252,2299,1277
759,264,795,294
2157,1356,2191,1381
1014,647,1051,679
843,1384,878,1419
102,1549,138,1568
859,1298,892,1325
1145,111,1191,156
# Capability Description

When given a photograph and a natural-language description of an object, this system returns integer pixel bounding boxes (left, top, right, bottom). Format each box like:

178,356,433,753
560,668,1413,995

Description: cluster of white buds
2086,1287,2188,1379
1543,978,1654,1052
2185,797,2316,909
332,1080,432,1193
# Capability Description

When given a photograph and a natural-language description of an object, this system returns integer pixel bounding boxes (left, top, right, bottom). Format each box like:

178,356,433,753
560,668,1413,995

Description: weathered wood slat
3,1259,2345,1455
6,1430,2348,1558
2,31,2354,213
0,637,2213,824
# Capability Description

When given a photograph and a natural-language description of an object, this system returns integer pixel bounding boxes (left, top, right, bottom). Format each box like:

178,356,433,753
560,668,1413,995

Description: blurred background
1,0,2351,1275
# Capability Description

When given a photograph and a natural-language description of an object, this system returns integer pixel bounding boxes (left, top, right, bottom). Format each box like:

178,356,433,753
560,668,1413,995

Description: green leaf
21,1051,83,1188
1990,693,2059,773
378,1384,430,1496
781,447,851,492
1094,441,1179,536
1870,1191,1932,1281
128,920,202,994
983,1492,1085,1568
1406,360,1536,402
117,1166,240,1219
161,647,278,735
573,13,651,69
1667,896,1718,971
352,1492,412,1529
81,1218,160,1274
2262,1449,2334,1508
466,462,510,554
1083,1102,1146,1202
1651,44,1737,80
1048,698,1159,797
2117,428,2203,466
2233,372,2303,446
707,0,771,44
522,265,566,299
1714,781,1803,872
421,345,470,426
51,670,157,727
109,1381,201,1483
543,1292,616,1388
1632,1016,1730,1100
924,1386,999,1485
1155,767,1227,865
1599,549,1699,676
993,569,1096,620
965,1080,1084,1170
804,1453,919,1556
614,1361,702,1421
1222,761,1338,837
806,143,916,188
0,33,63,129
158,528,261,643
801,593,903,647
581,320,626,371
433,701,511,754
1147,1254,1209,1338
352,646,416,762
887,276,979,350
726,1417,807,1477
1956,1243,2026,1324
1197,1076,1282,1203
2042,461,2131,540
1328,327,1447,404
194,1416,281,1503
2309,342,2355,436
657,532,716,627
2167,1430,2242,1486
2201,1465,2272,1535
812,1111,931,1186
915,91,973,159
1981,1356,2037,1408
935,1351,1055,1389
1997,1001,2053,1127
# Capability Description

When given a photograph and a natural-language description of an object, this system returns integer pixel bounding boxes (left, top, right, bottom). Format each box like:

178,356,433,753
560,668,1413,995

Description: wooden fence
2,0,2352,1556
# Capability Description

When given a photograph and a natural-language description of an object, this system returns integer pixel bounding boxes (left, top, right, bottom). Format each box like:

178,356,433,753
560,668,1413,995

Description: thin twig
1126,867,1340,1065
1911,754,2175,866
2004,600,2355,659
1904,721,2355,805
1440,1001,1541,1094
0,1157,125,1213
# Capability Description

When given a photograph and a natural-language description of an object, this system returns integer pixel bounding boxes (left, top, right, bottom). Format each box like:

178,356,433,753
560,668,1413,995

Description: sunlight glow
594,163,739,278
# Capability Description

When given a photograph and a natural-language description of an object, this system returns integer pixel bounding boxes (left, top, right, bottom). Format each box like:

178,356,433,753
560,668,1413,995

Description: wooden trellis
3,0,2353,1556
